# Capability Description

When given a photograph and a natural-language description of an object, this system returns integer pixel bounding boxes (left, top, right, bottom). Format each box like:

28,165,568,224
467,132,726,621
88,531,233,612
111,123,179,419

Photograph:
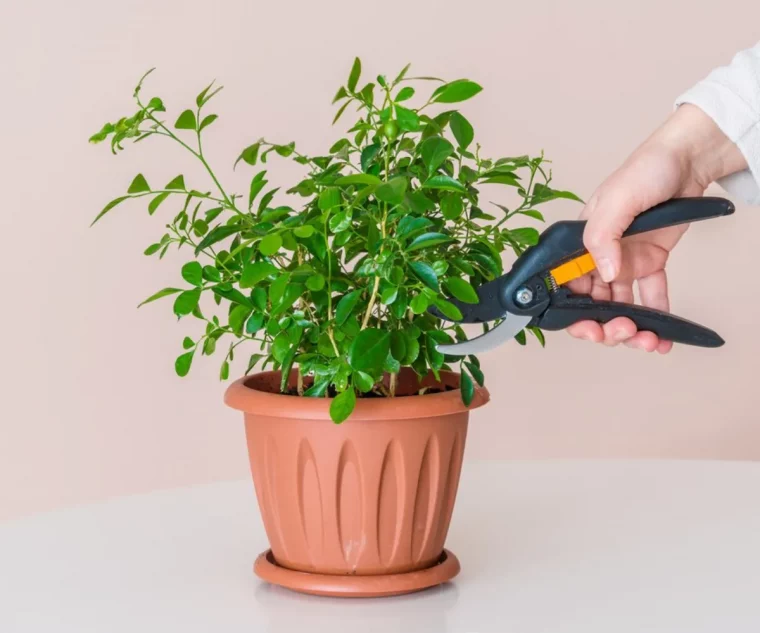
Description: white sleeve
674,42,760,205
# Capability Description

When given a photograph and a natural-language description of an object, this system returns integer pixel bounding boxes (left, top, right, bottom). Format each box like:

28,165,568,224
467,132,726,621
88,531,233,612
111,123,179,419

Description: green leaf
395,105,420,132
304,379,330,397
409,261,439,291
422,175,467,193
144,243,161,256
460,369,475,406
173,289,201,316
272,332,291,363
181,261,203,287
240,261,276,288
246,353,265,374
509,227,540,246
259,233,282,256
532,183,583,204
410,293,429,314
330,388,356,424
406,232,454,252
235,142,260,169
335,174,382,187
246,312,265,334
528,326,546,347
137,287,182,308
404,191,436,214
394,63,411,84
328,211,351,233
202,266,221,282
165,175,185,190
349,329,391,374
390,331,408,362
194,224,241,255
174,109,197,130
148,192,170,215
380,286,398,305
519,209,545,221
293,225,315,238
127,173,150,194
432,260,449,276
433,298,463,321
360,144,381,172
441,194,463,220
396,86,415,102
354,371,374,393
250,287,267,311
375,177,408,205
332,86,348,104
449,112,474,149
306,274,326,292
464,361,484,387
397,215,433,239
347,57,362,92
329,138,350,154
404,336,421,364
271,283,303,316
336,289,362,325
332,100,351,125
91,196,129,226
182,336,195,350
146,96,165,111
212,285,252,308
279,330,303,392
420,137,454,175
318,187,341,211
514,329,527,345
274,142,295,157
196,80,222,107
248,173,268,209
199,114,218,132
482,173,520,187
269,273,289,307
175,351,194,377
433,80,483,104
219,361,230,381
229,304,252,334
445,277,479,304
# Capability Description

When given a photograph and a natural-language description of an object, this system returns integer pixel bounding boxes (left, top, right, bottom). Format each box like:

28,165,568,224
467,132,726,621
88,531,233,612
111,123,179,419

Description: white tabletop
2,460,760,633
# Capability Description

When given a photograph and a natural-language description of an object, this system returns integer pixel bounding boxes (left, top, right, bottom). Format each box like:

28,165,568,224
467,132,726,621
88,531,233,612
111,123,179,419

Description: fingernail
597,258,615,283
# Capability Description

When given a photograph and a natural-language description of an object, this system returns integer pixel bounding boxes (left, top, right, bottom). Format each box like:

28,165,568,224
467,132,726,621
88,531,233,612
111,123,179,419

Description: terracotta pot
224,367,489,582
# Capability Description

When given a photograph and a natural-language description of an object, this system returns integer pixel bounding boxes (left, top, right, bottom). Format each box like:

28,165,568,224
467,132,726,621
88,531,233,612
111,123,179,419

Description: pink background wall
2,0,759,520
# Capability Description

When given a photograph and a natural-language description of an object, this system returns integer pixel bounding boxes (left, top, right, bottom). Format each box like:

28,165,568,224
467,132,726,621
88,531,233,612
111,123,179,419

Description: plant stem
361,276,380,330
360,132,392,331
145,111,241,214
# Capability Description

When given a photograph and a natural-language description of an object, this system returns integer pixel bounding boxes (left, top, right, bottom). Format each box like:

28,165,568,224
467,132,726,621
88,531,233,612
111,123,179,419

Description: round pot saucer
253,549,460,598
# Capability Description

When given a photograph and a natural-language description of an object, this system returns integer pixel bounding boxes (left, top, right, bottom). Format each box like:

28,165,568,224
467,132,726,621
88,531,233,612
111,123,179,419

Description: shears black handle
502,196,735,317
534,291,724,347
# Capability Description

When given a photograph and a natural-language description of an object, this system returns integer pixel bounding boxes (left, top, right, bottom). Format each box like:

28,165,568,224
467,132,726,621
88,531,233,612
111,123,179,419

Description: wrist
655,103,747,187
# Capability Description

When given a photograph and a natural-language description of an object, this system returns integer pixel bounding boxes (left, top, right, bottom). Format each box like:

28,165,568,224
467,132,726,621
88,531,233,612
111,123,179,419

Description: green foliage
89,59,582,422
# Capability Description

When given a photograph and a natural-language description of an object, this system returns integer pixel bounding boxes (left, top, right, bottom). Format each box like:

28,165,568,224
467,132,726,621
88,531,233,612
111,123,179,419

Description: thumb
582,188,643,284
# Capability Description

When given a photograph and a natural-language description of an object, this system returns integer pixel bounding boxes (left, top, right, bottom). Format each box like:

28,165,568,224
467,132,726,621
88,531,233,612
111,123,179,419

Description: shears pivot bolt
515,287,533,306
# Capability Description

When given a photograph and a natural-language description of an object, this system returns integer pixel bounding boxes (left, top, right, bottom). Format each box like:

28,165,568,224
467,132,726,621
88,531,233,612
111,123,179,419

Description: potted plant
89,58,580,597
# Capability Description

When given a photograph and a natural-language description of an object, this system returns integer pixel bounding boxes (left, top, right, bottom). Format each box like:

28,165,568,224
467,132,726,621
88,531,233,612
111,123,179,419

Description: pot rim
224,368,490,421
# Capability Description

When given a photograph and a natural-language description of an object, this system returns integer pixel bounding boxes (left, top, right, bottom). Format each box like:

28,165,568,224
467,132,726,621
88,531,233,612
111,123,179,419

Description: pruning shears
430,196,735,356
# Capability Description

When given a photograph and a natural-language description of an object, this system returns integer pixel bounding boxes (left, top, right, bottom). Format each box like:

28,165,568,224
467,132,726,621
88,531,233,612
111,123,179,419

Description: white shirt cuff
675,82,760,205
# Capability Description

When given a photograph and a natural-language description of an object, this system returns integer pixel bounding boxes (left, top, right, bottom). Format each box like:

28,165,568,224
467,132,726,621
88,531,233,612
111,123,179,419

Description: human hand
568,104,747,352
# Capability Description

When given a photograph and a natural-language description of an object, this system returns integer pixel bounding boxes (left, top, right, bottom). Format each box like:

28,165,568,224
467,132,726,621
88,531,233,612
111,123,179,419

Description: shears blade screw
515,287,533,306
